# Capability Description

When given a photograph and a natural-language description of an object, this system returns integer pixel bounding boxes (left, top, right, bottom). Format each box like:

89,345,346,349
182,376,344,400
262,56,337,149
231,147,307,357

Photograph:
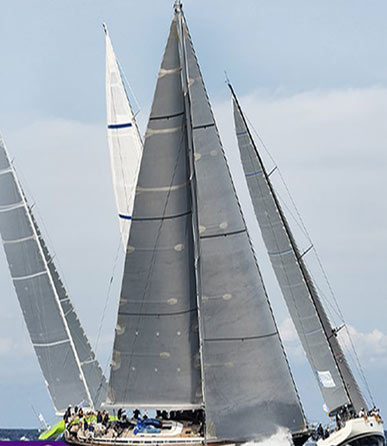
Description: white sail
105,25,143,249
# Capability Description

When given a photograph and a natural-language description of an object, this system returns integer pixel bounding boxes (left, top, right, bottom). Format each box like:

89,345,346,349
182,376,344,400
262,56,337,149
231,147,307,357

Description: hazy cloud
338,325,387,366
279,316,387,368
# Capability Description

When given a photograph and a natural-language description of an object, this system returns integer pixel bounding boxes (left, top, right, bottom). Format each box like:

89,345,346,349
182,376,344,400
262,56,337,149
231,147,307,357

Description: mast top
174,0,183,13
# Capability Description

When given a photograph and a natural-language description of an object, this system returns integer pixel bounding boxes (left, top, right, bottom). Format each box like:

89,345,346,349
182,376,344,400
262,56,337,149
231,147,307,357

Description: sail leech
0,137,103,414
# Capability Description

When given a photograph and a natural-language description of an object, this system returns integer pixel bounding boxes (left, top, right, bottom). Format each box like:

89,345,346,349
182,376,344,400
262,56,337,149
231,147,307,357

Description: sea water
0,428,385,443
0,429,39,441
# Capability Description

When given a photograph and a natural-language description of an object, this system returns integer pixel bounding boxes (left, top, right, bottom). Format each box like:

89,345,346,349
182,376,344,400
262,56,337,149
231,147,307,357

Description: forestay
231,89,366,414
181,15,307,442
105,25,143,248
0,137,95,414
107,18,202,409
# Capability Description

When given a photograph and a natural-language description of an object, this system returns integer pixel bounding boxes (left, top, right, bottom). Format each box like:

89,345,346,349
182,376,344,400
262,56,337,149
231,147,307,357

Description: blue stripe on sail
236,130,248,137
108,122,132,129
119,214,132,220
245,170,263,178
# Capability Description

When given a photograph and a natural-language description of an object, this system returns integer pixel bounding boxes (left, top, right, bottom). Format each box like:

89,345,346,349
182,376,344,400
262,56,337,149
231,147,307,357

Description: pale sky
0,0,386,429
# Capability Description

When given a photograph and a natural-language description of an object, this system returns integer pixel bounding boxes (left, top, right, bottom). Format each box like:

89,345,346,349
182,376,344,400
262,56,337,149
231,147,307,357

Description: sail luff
182,18,307,442
230,83,367,414
105,25,143,249
0,136,94,413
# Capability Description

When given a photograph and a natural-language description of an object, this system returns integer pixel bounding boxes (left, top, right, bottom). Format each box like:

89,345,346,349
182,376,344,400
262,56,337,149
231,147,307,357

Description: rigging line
93,233,123,357
95,339,113,406
92,239,124,404
338,334,373,408
117,58,142,119
243,110,375,405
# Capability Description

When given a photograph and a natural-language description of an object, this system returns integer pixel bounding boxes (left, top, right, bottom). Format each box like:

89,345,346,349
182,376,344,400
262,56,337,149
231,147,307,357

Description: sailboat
0,18,142,440
0,136,107,417
229,84,385,446
65,1,312,445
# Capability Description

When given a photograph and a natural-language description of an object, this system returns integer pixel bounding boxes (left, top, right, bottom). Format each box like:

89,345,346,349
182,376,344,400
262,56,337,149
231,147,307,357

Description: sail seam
245,169,263,178
33,339,70,348
150,110,185,121
268,247,293,257
200,228,246,239
0,167,12,176
119,307,197,317
137,181,187,193
192,123,215,130
3,234,35,244
132,210,191,222
81,359,97,366
13,270,47,281
0,202,24,213
204,332,277,342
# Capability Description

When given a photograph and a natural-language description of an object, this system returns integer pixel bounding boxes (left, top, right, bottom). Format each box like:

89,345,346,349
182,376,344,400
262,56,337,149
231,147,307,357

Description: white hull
65,420,205,446
317,416,384,446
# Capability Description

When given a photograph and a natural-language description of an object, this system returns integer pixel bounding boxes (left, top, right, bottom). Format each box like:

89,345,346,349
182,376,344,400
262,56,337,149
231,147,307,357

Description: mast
174,0,206,416
229,82,367,414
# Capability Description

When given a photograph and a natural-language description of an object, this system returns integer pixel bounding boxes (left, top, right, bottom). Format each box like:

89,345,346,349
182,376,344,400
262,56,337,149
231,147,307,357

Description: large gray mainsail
179,10,307,442
230,84,367,414
0,136,100,414
107,17,202,409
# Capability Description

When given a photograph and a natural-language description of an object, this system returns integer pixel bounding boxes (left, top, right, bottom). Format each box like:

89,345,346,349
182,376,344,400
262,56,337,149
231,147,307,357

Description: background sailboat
229,82,384,446
0,137,107,415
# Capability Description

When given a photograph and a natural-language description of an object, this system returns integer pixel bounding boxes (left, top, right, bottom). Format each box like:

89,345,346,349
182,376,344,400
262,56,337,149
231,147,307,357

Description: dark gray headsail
230,84,367,414
179,10,307,442
0,136,106,414
107,16,202,409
